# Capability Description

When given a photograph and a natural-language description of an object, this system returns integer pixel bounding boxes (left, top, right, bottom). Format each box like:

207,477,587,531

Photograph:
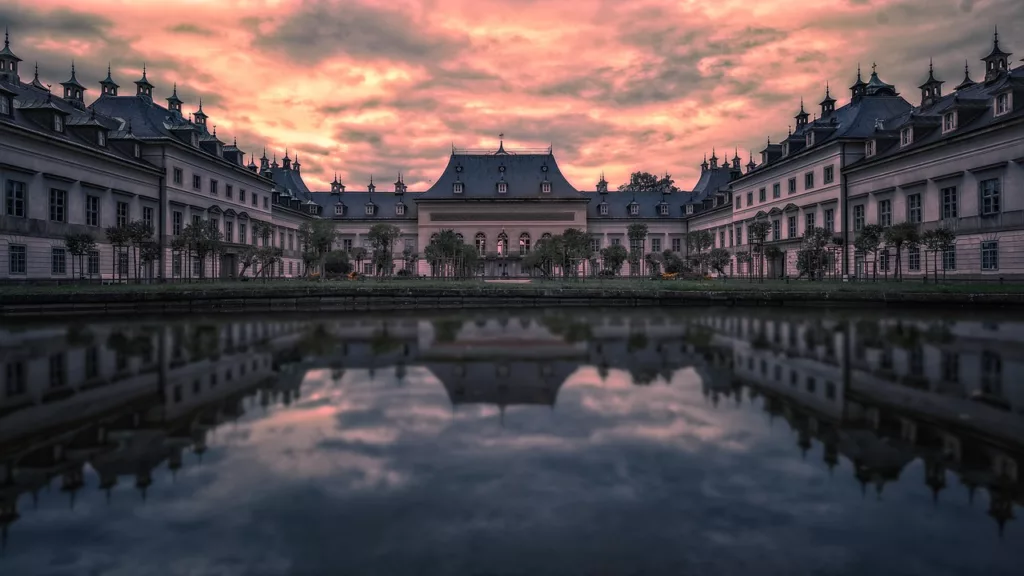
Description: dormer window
541,182,551,194
781,143,789,156
308,204,318,215
335,204,344,216
866,140,876,157
599,203,608,215
805,132,814,147
0,94,11,116
629,203,639,216
659,204,669,216
685,204,694,215
942,112,957,133
365,204,375,215
134,143,141,158
97,131,106,147
453,182,463,194
995,93,1010,116
191,133,199,147
395,203,405,216
900,127,913,147
54,114,64,133
497,182,507,194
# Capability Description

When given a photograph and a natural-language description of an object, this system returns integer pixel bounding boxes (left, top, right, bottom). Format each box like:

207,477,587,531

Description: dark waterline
1,308,1023,576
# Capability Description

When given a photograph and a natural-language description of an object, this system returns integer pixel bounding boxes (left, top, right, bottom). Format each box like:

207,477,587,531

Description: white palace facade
1,28,1023,281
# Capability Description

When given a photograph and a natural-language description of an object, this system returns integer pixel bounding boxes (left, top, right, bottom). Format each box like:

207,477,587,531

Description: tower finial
871,62,877,74
4,26,9,49
825,81,830,97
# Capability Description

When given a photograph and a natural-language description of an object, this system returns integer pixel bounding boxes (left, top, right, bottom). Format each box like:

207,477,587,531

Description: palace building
1,26,1022,281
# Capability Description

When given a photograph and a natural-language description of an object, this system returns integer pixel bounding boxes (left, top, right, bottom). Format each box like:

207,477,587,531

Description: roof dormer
334,201,346,216
99,64,119,97
820,83,836,117
193,99,208,130
628,199,639,216
453,181,464,195
331,173,346,194
918,59,944,108
794,98,809,128
982,27,1011,82
598,201,609,215
134,64,154,98
395,202,406,216
540,179,551,194
367,175,376,194
60,62,87,109
364,201,376,216
394,173,406,195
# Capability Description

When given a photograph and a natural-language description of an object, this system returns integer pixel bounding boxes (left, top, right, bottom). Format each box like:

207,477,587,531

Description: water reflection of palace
1,310,1023,550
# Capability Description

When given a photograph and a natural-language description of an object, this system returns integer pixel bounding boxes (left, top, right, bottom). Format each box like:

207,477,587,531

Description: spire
982,25,1012,81
918,57,944,107
746,151,756,172
701,153,708,171
795,97,809,126
134,63,154,97
0,25,19,61
30,62,45,89
166,82,182,112
956,60,976,91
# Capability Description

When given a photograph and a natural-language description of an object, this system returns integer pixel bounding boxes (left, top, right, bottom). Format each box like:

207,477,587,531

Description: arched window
541,232,552,240
519,233,531,255
475,232,486,255
497,232,508,256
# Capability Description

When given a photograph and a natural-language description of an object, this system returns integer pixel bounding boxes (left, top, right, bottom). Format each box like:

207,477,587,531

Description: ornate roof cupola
30,62,46,90
820,83,836,117
955,60,976,91
495,133,508,155
271,153,278,170
795,98,809,128
166,83,183,114
850,63,868,101
709,148,718,169
367,174,376,193
330,172,346,194
918,59,944,108
731,148,741,170
193,98,208,131
293,155,301,174
982,26,1011,82
596,172,608,194
99,64,119,97
746,152,757,173
282,148,291,170
864,63,899,96
60,61,87,109
0,27,22,84
134,64,154,99
259,148,270,173
247,154,258,172
394,173,406,195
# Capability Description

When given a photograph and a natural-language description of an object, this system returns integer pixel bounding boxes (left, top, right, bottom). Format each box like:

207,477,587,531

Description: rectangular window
853,205,865,232
942,246,956,271
226,184,233,199
239,223,247,245
279,231,285,247
0,95,9,116
226,221,234,243
289,233,294,250
980,178,1000,216
879,250,890,271
193,174,201,190
118,252,129,275
85,195,99,226
193,258,202,277
49,189,67,222
907,193,922,224
941,186,958,220
85,347,99,380
981,241,998,271
878,199,892,227
173,167,183,185
51,247,66,275
941,352,959,383
49,354,66,388
804,172,814,190
651,238,661,252
824,209,834,233
900,127,912,146
823,165,834,184
759,188,766,202
252,227,259,245
252,194,259,207
805,212,815,231
239,189,246,203
116,201,129,228
611,238,621,246
995,93,1009,115
908,247,920,271
264,197,269,209
866,140,876,157
172,253,182,277
772,219,780,241
193,214,201,226
728,228,734,247
4,180,26,217
787,216,797,238
343,239,353,251
54,114,63,132
788,178,797,194
735,226,743,245
719,231,725,247
173,211,182,235
671,238,681,252
8,245,26,274
142,206,154,229
772,183,780,199
210,179,218,195
87,250,100,275
589,238,599,254
943,112,956,132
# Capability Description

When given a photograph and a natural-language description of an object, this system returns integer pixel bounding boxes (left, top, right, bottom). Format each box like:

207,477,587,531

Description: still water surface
1,308,1023,575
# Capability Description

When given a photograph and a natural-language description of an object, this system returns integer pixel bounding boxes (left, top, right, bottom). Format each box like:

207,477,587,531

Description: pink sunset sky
3,0,1021,192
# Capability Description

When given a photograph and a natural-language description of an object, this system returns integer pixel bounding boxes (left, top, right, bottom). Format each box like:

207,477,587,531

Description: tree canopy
617,171,680,194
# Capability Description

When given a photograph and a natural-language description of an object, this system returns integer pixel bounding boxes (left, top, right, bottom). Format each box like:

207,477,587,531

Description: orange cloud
3,0,1020,191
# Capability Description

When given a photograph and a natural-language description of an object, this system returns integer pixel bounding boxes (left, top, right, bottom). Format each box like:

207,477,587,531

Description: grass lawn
2,277,1024,296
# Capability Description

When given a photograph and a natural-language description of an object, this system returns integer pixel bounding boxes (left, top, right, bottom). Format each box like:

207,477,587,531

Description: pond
1,308,1023,575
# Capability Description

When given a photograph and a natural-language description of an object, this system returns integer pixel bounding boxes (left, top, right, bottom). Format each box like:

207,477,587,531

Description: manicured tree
686,230,713,274
561,227,592,279
367,223,402,278
763,246,783,279
921,227,956,283
127,220,154,282
707,248,731,277
795,227,832,280
64,233,96,280
626,222,649,277
853,224,884,281
349,246,367,276
139,242,160,281
883,222,920,281
747,221,772,282
104,225,130,283
238,245,258,278
599,244,628,276
298,219,340,277
734,251,751,280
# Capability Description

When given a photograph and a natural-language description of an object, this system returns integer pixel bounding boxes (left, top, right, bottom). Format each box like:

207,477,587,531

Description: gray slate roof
0,75,157,171
419,148,585,200
849,63,1024,167
308,190,421,221
585,164,736,220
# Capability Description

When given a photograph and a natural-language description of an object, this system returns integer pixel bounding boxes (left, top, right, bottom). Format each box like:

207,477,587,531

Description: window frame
772,183,780,199
49,188,67,223
979,178,1001,216
804,171,815,190
906,193,922,224
51,247,67,275
192,174,202,190
878,199,892,227
900,126,913,147
788,178,797,194
4,179,26,218
173,167,183,185
981,241,999,271
823,165,834,184
940,186,958,220
8,244,27,275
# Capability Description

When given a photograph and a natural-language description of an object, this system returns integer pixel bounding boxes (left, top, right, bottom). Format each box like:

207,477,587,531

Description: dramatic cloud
3,0,1022,192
